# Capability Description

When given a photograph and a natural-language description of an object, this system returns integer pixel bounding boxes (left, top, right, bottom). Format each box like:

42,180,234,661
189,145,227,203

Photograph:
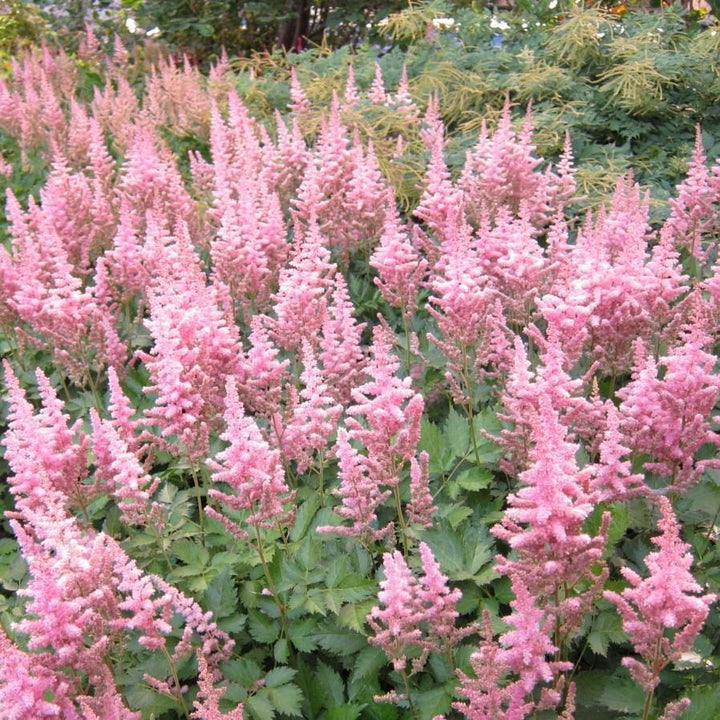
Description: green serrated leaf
326,706,364,720
445,407,470,458
204,567,238,619
248,610,281,644
455,467,493,492
264,667,297,688
290,494,322,542
274,638,290,664
172,538,210,566
288,617,320,652
267,683,303,717
246,692,275,720
316,661,345,706
587,609,626,657
419,418,451,474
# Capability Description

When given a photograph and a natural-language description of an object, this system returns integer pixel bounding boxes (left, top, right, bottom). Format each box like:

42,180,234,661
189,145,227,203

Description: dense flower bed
2,28,720,720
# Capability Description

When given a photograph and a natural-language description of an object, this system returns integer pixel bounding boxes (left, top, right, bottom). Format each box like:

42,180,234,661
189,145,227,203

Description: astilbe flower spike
618,327,720,491
2,360,91,515
346,324,425,487
274,339,343,473
370,203,428,316
454,612,535,720
192,652,245,720
604,497,715,710
208,377,294,531
319,272,367,405
492,394,609,637
316,428,392,541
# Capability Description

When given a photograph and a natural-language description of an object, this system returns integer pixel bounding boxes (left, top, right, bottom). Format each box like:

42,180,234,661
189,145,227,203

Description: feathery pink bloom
454,612,535,720
590,402,646,502
275,340,343,473
604,497,715,694
498,576,570,694
666,125,718,261
270,220,336,351
346,325,425,486
367,550,427,672
618,329,720,491
90,408,161,526
139,223,243,460
317,428,392,541
369,63,387,105
192,652,245,720
0,626,82,720
288,66,310,113
371,204,428,315
208,377,294,529
492,395,609,632
2,361,90,515
407,452,436,527
319,272,367,405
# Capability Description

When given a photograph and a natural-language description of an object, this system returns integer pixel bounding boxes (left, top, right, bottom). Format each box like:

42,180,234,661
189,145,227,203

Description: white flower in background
490,16,510,31
548,0,558,9
125,16,137,34
432,17,456,29
378,17,390,27
147,26,162,38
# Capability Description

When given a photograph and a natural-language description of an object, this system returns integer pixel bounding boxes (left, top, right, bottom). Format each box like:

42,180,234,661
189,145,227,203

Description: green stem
160,645,190,719
393,483,410,558
401,309,412,378
189,464,206,535
400,669,418,719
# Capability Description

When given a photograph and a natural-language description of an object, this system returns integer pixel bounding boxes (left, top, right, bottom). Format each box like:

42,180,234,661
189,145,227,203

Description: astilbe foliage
604,497,715,706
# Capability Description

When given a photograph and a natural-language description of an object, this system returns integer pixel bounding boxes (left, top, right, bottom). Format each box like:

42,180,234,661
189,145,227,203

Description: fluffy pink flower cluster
605,497,715,704
367,542,470,676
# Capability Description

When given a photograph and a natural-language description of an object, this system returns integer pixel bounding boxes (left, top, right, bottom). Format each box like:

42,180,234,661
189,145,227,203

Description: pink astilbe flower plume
590,402,647,502
270,219,336,351
414,127,463,243
0,626,83,720
618,326,720,492
2,360,91,516
346,324,425,486
604,497,715,702
367,549,426,673
90,408,161,527
459,98,565,227
369,62,387,105
319,272,367,405
316,428,392,542
192,651,245,720
237,314,290,418
274,340,343,473
492,395,609,636
498,576,571,695
288,65,310,114
407,452,436,527
454,612,535,720
665,125,718,262
139,223,243,461
207,377,294,532
370,203,428,316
